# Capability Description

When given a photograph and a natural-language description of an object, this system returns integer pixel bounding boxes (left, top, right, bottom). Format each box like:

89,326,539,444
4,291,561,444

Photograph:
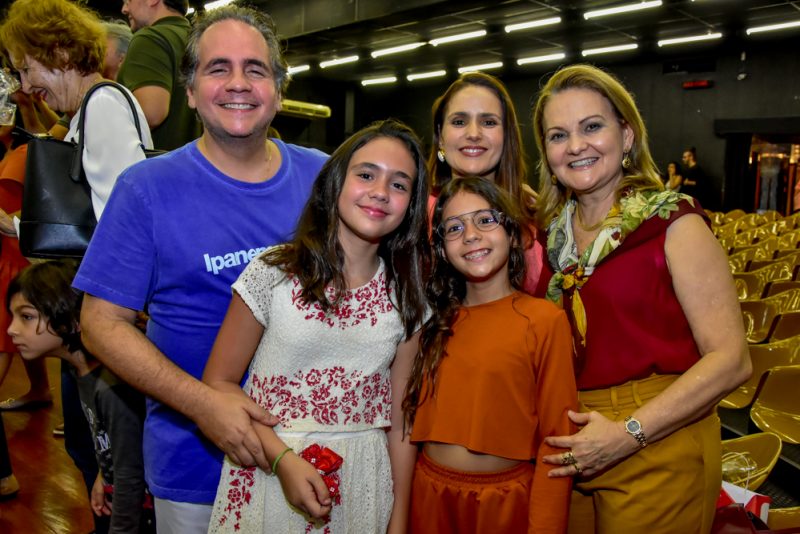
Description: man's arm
131,86,170,129
80,294,275,470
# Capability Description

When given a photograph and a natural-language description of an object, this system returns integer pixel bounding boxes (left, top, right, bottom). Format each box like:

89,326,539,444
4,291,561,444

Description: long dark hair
427,72,530,216
6,260,82,352
263,119,431,339
403,177,527,427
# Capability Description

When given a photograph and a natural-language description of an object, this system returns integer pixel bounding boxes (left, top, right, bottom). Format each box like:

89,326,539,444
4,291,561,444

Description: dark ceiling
72,0,800,84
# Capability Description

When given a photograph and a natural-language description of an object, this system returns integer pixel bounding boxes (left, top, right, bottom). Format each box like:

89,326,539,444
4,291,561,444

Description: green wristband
272,447,293,474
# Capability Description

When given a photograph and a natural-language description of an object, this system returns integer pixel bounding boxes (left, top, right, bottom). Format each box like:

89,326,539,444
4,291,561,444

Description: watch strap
624,415,648,448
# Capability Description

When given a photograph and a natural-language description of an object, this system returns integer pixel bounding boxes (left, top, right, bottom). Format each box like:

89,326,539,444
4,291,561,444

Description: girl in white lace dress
203,120,430,534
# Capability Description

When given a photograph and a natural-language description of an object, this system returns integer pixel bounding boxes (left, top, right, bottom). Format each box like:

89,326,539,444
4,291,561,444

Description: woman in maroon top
530,64,751,533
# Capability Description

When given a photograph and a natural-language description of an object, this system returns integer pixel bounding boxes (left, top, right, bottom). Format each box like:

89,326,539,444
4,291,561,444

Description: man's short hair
163,0,189,15
103,20,133,55
180,6,289,95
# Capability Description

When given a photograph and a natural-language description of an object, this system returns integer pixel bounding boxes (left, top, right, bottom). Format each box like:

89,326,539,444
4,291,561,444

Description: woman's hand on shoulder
541,410,641,478
276,452,333,520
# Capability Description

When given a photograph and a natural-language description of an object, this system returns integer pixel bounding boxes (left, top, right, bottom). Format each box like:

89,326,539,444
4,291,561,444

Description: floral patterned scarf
546,189,695,346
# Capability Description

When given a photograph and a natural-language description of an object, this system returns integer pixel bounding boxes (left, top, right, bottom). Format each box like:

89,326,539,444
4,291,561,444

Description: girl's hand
90,474,112,516
541,410,640,478
276,452,333,520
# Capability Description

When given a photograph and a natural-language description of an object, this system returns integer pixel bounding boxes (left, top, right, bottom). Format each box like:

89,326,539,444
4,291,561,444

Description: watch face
626,419,641,433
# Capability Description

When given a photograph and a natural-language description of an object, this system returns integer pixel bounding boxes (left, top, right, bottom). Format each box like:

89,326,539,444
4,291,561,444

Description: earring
622,152,632,170
437,148,446,163
550,174,558,185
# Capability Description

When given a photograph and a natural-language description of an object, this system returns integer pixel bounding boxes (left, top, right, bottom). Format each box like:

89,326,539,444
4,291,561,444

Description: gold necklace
575,205,605,232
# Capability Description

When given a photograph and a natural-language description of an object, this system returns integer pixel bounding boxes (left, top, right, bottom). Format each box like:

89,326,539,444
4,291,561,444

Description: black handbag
19,81,163,258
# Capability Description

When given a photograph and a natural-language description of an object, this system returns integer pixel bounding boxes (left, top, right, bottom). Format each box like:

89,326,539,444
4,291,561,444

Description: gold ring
562,451,576,465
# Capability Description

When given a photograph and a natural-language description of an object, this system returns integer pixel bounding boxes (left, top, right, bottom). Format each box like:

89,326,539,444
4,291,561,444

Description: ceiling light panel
584,1,662,20
361,76,398,86
371,42,426,58
657,32,722,47
319,56,359,69
429,30,487,46
746,20,800,35
407,70,447,81
457,61,503,74
517,52,566,65
581,43,638,56
505,17,561,33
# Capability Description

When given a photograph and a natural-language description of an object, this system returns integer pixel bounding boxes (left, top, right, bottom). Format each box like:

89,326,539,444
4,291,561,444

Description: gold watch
624,416,647,448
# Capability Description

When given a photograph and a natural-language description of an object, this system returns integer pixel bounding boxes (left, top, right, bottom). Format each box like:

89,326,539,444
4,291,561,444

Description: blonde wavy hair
532,64,663,227
0,0,105,75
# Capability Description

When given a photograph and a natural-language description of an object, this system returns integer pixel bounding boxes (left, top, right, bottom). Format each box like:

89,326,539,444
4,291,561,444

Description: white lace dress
209,253,403,533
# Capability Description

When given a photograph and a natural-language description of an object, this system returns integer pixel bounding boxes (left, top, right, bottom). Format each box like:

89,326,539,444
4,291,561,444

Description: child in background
6,261,153,533
203,119,430,533
404,177,577,534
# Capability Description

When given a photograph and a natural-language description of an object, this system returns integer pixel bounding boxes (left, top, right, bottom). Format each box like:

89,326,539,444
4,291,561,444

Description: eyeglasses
437,209,504,241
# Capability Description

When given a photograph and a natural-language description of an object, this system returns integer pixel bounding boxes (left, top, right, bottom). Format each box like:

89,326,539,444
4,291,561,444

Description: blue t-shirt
74,139,327,503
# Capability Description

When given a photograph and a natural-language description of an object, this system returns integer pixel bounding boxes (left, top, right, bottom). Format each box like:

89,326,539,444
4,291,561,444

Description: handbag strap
71,81,148,182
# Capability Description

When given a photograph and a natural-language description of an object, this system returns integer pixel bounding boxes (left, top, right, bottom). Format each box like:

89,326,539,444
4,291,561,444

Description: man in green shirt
119,0,201,150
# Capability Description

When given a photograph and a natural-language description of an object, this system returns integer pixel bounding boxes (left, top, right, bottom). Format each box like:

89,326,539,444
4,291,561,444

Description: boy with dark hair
6,261,153,533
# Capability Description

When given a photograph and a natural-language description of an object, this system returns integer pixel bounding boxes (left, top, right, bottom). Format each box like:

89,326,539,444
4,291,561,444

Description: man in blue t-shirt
74,7,327,532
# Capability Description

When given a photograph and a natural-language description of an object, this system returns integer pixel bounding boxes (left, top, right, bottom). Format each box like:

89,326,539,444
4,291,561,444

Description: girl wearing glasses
404,177,577,534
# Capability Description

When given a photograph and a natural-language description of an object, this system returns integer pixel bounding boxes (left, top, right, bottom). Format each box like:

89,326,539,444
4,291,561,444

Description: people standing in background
119,0,201,150
0,4,154,531
0,0,153,221
75,7,327,532
428,72,548,296
664,161,683,192
681,146,709,206
102,20,133,81
758,148,781,211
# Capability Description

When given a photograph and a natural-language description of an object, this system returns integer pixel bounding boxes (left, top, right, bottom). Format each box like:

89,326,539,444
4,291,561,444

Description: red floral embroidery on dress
216,466,256,531
248,367,392,428
289,272,394,329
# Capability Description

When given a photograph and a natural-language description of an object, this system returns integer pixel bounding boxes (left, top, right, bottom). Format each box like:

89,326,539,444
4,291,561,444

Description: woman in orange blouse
404,177,577,534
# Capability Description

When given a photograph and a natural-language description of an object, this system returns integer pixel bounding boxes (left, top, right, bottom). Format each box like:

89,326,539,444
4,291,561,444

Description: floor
0,356,94,534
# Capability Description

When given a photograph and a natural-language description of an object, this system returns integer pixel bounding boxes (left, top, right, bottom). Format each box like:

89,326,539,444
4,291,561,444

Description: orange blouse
410,291,577,533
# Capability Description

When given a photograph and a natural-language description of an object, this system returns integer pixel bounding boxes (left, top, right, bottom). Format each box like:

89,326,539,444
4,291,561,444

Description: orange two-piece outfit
409,292,578,534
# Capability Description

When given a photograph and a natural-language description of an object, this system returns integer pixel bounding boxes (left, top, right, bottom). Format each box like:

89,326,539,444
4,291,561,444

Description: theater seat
719,337,800,409
721,432,782,491
750,365,800,444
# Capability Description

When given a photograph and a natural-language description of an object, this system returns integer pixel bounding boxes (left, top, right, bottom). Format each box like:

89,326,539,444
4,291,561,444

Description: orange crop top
410,292,578,533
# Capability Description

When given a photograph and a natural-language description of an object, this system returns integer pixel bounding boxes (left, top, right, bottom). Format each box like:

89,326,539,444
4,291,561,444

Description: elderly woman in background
531,64,750,533
0,0,152,221
429,72,547,295
102,20,133,81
